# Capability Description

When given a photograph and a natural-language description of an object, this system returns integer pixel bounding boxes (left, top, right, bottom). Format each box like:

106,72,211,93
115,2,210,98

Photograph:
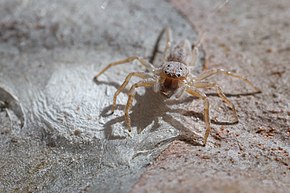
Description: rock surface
0,0,289,192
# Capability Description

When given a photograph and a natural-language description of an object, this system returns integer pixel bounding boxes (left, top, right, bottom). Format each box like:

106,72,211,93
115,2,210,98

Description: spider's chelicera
94,28,261,146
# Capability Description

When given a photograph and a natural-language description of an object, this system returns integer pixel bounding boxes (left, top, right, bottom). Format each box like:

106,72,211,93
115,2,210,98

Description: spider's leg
191,44,199,67
191,32,206,67
186,88,210,146
194,82,238,123
195,69,261,92
125,79,155,131
111,72,152,112
94,57,155,80
163,27,172,61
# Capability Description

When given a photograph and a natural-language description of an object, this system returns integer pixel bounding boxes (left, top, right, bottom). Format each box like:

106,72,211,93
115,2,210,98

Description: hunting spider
94,28,260,146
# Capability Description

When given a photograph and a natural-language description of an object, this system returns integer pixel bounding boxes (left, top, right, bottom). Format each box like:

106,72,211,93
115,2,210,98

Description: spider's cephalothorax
158,61,189,96
94,28,261,146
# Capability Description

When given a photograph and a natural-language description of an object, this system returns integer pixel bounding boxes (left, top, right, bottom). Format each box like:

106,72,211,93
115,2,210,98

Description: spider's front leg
195,69,261,93
186,88,211,146
111,72,152,113
125,79,156,131
94,56,155,80
193,81,239,123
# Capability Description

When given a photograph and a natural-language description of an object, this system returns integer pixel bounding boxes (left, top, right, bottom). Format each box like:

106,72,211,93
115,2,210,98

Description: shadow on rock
100,87,204,146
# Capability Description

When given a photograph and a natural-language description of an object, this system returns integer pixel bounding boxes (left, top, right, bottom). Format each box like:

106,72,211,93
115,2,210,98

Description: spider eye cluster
175,67,183,77
164,64,172,75
164,62,186,78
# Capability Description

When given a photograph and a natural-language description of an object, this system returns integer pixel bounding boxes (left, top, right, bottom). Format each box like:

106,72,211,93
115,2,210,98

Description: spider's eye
165,70,168,74
176,73,181,77
179,67,183,71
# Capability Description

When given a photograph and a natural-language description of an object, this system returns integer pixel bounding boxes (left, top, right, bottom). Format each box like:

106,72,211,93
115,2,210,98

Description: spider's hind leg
163,27,172,61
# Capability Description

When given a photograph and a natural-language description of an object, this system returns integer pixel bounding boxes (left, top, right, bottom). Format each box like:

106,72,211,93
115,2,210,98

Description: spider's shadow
99,85,204,146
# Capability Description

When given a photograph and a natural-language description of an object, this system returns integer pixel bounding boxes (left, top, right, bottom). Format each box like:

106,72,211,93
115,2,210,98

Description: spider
93,28,261,146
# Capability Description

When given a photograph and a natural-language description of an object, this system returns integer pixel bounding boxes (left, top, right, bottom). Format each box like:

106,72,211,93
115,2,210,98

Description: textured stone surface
0,1,197,192
132,0,290,192
0,0,289,192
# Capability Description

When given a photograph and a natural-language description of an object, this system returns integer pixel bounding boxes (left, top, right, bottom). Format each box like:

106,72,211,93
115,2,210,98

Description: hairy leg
186,88,210,146
125,79,156,131
94,57,155,80
193,82,238,123
191,44,199,67
195,69,261,92
163,27,172,61
111,72,152,112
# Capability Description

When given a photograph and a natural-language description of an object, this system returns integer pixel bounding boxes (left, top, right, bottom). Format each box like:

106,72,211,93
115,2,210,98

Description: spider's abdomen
167,39,193,65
